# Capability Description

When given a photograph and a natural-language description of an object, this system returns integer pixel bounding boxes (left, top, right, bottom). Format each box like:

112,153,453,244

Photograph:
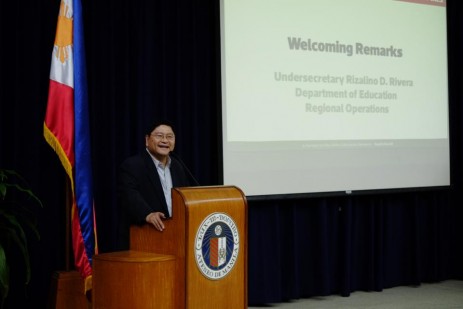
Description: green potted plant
0,169,42,308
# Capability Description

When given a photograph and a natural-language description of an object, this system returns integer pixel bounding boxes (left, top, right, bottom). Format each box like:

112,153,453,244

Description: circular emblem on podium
194,212,240,280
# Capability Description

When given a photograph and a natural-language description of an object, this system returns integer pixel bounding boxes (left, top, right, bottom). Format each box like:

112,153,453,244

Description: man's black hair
145,120,175,136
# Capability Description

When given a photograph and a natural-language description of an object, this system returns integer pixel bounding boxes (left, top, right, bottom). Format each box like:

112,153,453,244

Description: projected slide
221,0,449,197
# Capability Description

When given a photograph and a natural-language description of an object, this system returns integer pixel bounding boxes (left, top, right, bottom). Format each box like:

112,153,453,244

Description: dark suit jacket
116,150,192,249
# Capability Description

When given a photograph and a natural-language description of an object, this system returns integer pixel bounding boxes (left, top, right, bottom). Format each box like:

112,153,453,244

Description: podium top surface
94,250,176,263
173,185,246,205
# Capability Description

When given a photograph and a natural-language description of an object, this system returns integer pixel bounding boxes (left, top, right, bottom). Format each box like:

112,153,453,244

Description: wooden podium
93,185,247,309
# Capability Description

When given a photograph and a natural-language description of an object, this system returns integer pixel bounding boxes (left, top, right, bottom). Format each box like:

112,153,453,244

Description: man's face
145,124,176,161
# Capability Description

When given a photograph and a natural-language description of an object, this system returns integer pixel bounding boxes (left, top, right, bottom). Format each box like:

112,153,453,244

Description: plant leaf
0,244,10,308
2,184,43,209
0,169,43,208
0,168,42,307
0,184,5,200
1,214,31,284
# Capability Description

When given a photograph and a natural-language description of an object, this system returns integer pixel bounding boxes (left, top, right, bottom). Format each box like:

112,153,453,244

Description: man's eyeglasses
151,133,175,141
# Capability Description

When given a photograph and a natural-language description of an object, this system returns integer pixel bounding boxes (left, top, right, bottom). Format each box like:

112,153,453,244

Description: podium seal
194,212,240,280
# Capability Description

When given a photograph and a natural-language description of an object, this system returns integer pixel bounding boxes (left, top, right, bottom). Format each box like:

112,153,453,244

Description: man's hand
145,212,166,231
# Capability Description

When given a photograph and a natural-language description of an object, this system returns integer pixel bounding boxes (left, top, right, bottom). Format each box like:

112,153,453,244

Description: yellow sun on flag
54,0,73,64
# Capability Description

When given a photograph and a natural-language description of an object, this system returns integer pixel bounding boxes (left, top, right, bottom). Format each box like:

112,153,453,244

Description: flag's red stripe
45,80,75,166
71,201,92,278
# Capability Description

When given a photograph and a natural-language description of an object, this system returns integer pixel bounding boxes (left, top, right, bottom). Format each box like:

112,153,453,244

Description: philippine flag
44,0,98,293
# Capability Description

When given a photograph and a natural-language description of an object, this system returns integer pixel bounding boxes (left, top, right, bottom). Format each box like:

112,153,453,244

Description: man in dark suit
117,121,194,249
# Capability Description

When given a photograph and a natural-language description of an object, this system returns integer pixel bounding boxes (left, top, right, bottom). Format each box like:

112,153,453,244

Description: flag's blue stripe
73,0,95,266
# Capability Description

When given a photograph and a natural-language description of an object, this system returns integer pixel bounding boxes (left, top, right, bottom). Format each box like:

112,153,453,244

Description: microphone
169,152,200,186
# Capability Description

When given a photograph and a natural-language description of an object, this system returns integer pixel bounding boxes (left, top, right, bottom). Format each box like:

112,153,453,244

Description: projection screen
220,0,449,198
